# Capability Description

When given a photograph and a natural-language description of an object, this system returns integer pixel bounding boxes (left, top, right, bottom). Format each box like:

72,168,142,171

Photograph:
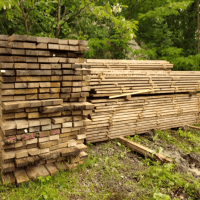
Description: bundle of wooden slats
87,94,200,143
0,34,93,184
88,70,200,97
73,60,200,144
78,59,173,70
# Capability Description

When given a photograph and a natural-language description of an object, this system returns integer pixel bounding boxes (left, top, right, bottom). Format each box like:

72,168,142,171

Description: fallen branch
117,137,173,163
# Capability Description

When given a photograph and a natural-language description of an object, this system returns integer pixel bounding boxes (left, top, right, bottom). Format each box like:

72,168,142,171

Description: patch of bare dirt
171,188,189,200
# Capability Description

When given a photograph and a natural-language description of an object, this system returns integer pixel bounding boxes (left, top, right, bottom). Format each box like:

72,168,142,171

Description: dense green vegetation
1,0,199,70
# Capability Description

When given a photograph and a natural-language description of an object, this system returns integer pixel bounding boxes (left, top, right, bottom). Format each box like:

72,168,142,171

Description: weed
37,175,52,185
153,193,171,200
127,135,142,143
86,142,93,147
126,135,151,146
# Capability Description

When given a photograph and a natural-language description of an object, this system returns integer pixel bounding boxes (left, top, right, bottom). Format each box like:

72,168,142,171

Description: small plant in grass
126,135,141,143
37,175,52,185
153,193,171,200
86,142,93,147
126,135,151,146
113,139,131,154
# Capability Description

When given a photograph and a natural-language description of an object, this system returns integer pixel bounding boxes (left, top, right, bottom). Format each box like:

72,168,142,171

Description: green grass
0,142,139,200
1,128,200,200
193,122,200,127
125,134,200,199
153,128,200,154
134,161,200,199
126,127,200,155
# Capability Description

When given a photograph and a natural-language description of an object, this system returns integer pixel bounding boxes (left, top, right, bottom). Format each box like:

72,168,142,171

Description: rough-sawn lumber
117,137,173,163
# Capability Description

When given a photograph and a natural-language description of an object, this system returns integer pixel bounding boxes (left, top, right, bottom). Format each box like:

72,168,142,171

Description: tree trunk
19,0,29,36
56,0,61,38
197,0,199,53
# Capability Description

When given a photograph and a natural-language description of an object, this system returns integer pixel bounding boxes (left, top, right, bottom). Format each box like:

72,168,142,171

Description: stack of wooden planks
77,59,173,70
0,34,90,102
73,59,200,144
88,70,200,97
75,59,200,97
86,93,200,143
0,34,93,184
1,36,200,183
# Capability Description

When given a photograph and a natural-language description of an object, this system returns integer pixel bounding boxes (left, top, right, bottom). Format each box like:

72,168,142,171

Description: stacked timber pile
78,59,173,70
0,34,93,184
76,59,199,97
88,70,200,97
86,94,200,143
75,60,200,143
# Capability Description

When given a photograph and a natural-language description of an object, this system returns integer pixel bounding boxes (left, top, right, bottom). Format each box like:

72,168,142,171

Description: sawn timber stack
87,93,200,143
77,59,173,70
89,70,200,97
76,59,200,143
0,34,92,184
1,36,200,183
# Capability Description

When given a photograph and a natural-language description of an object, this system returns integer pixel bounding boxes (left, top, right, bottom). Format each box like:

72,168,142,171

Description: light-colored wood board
14,169,29,184
26,165,50,180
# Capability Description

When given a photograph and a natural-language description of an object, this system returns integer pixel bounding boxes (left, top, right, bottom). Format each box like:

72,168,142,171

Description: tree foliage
127,0,199,70
0,0,138,59
0,0,199,70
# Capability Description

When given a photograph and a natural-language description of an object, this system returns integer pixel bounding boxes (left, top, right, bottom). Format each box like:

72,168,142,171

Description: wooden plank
2,162,15,173
37,43,47,49
54,161,68,170
81,59,170,63
45,163,58,175
48,44,59,50
79,151,88,160
187,125,200,130
68,40,79,45
1,172,15,185
117,137,171,163
59,39,68,45
37,37,58,44
109,89,159,99
0,41,8,47
0,35,9,41
86,92,200,143
14,169,29,184
79,40,88,46
26,165,50,180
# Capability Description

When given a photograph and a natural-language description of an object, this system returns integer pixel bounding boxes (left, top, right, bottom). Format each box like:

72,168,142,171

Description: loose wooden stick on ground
117,137,173,163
